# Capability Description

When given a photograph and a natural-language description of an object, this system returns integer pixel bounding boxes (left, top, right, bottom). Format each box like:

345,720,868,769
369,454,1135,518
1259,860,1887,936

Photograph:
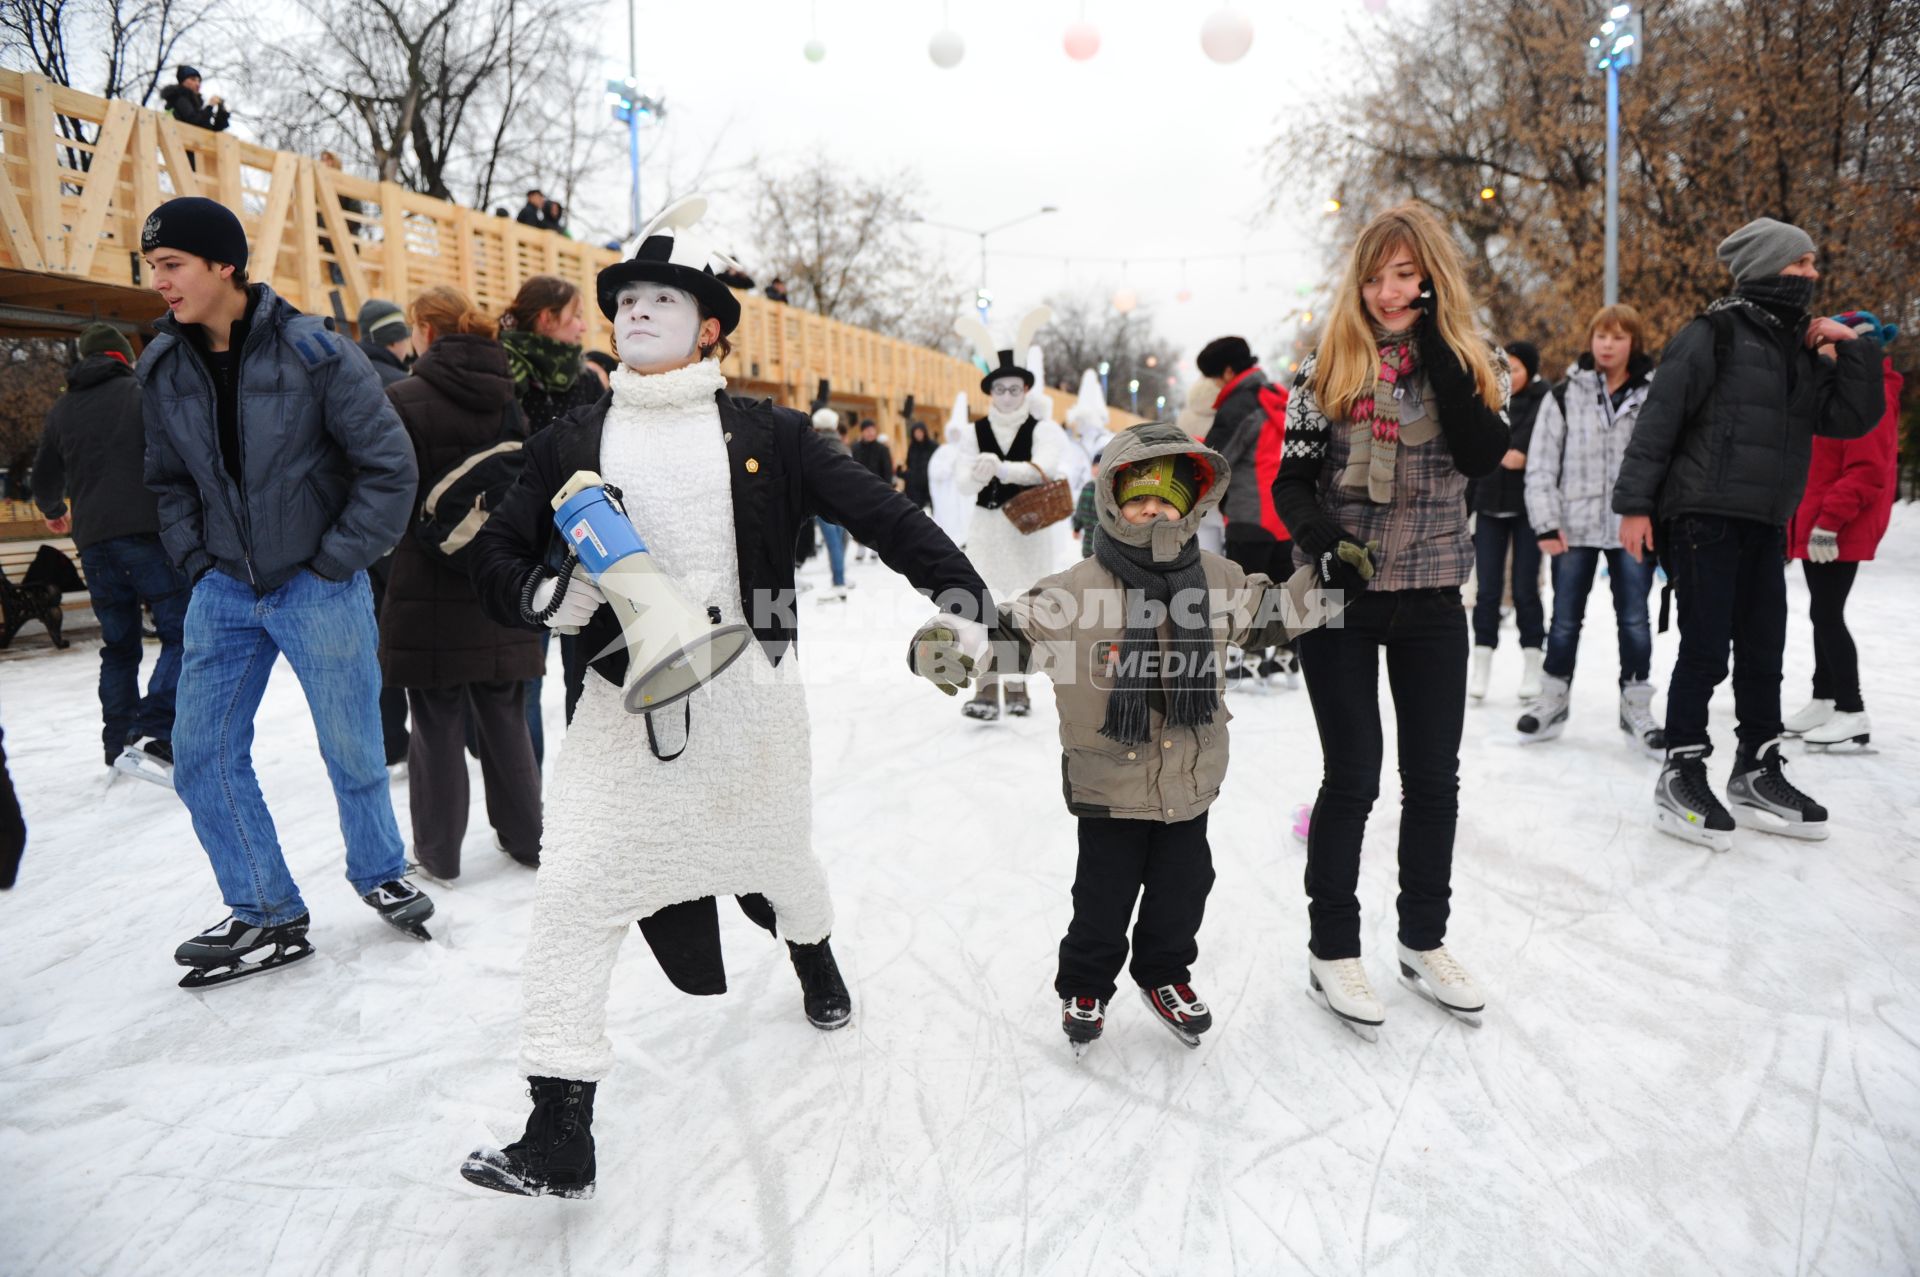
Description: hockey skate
113,736,175,788
1307,955,1384,1042
1652,745,1735,852
1726,738,1829,840
1260,649,1301,690
362,878,435,940
1396,943,1486,1025
462,1077,597,1199
1061,996,1105,1058
1516,675,1570,743
788,937,852,1029
1802,710,1873,754
1781,698,1836,737
1617,681,1667,759
1140,983,1212,1049
961,681,1000,722
1003,680,1032,717
174,913,314,989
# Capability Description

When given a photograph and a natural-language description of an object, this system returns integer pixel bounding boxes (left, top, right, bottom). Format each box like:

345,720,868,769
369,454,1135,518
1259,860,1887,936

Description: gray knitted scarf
1093,530,1217,745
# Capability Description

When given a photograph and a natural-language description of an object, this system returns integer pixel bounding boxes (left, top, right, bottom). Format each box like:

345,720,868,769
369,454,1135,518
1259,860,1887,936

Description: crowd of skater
4,187,1900,1199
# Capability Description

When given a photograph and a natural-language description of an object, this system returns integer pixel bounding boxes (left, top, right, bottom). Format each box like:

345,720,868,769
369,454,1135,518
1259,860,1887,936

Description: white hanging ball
1063,22,1100,61
1362,0,1387,12
1200,9,1254,63
928,29,966,69
1111,288,1138,314
803,39,827,63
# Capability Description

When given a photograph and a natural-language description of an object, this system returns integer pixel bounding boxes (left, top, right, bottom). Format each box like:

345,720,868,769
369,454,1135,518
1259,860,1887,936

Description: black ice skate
1061,996,1105,1058
113,736,175,788
1726,738,1829,841
1003,680,1031,717
174,913,314,989
462,1077,597,1199
361,878,435,940
1140,983,1212,1049
961,681,1000,722
1652,745,1736,852
788,937,852,1029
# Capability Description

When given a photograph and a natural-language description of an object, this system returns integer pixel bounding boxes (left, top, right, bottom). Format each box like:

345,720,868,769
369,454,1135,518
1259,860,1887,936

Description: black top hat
596,234,741,335
980,349,1035,394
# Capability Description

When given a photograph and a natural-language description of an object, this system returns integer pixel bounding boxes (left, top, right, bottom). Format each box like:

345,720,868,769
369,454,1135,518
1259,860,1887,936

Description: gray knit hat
1716,218,1816,283
357,298,409,343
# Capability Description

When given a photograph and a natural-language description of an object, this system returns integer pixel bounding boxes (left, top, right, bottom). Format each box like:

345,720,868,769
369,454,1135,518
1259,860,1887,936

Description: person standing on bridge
158,66,229,135
137,196,434,987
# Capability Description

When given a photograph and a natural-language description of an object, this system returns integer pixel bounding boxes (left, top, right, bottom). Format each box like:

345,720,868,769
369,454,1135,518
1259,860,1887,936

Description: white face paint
614,282,703,371
989,375,1029,415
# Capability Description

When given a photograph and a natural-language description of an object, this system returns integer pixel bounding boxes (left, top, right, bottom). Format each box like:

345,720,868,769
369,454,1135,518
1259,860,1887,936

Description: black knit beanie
176,65,201,82
140,197,248,272
1504,340,1541,383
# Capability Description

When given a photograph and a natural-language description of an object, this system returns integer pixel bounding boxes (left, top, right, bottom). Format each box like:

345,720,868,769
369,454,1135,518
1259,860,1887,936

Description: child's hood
1097,422,1229,563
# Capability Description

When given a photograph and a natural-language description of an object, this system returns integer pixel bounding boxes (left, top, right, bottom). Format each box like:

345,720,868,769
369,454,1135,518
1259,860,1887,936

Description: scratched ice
3,512,1916,1275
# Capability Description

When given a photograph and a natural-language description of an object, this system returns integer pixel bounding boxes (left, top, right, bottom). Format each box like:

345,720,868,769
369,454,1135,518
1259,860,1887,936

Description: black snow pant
1056,812,1214,1001
1661,515,1786,753
1803,560,1863,713
406,681,542,878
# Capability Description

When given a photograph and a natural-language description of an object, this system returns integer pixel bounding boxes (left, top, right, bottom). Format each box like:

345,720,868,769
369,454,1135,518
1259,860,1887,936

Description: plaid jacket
1277,351,1511,591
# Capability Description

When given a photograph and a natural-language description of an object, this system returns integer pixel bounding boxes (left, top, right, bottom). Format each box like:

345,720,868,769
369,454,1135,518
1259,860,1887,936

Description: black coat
517,373,601,437
158,83,229,132
900,436,937,505
378,335,543,689
359,338,409,388
1613,305,1884,527
467,385,992,993
851,437,894,487
32,355,160,550
1471,378,1547,516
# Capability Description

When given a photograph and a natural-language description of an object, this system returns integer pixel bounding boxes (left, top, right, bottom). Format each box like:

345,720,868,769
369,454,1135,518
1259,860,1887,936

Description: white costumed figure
927,391,973,547
459,197,993,1200
1064,367,1115,465
951,306,1067,721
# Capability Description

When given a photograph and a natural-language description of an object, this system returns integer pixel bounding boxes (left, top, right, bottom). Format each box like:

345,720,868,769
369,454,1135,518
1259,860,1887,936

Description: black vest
974,415,1037,509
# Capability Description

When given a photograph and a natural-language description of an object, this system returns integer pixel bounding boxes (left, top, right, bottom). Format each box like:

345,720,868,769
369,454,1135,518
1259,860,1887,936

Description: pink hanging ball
1063,22,1100,61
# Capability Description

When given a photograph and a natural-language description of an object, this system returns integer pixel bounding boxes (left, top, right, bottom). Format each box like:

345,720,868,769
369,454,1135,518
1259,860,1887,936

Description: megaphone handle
644,701,692,763
551,469,609,512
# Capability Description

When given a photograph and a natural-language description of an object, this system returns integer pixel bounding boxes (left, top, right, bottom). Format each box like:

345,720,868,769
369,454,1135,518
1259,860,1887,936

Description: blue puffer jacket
140,285,416,591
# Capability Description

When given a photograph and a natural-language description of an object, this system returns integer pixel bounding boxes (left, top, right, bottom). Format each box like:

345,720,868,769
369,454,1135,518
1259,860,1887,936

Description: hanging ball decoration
1362,0,1388,12
1111,288,1139,314
1063,22,1101,61
1176,288,1194,303
1200,9,1254,63
803,39,827,63
928,29,966,69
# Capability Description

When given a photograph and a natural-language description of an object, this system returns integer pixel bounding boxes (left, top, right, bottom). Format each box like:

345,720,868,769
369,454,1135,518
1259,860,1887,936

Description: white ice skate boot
1803,710,1872,754
1517,647,1546,700
1396,943,1486,1024
1307,955,1385,1041
1618,680,1667,759
1516,674,1570,743
1468,647,1492,700
1781,698,1836,737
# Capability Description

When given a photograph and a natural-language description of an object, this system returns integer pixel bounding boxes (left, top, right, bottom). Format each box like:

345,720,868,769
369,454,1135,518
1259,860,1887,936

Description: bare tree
747,151,967,348
0,339,74,496
1,0,230,147
1038,289,1183,415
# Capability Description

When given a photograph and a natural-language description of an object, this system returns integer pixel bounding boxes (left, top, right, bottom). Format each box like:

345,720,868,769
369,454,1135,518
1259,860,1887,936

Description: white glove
1807,527,1841,564
970,454,1000,484
909,613,991,696
533,571,606,633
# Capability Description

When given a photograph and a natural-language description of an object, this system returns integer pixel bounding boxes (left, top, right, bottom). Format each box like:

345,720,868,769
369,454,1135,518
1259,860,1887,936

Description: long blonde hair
1312,203,1502,421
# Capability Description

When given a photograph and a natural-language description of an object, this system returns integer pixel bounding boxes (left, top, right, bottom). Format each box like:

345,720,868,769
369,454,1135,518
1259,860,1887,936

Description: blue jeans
1470,514,1544,649
1543,546,1654,685
78,534,189,758
175,569,406,925
818,519,847,587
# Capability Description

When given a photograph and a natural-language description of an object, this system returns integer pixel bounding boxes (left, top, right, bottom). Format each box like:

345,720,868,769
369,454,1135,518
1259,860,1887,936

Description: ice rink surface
3,511,1917,1276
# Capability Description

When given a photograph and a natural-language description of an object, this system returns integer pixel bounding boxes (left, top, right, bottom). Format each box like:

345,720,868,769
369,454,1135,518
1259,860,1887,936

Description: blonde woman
1270,203,1511,1039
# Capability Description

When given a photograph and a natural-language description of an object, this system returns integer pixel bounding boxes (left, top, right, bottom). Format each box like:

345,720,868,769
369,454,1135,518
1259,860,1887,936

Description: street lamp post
1588,3,1644,306
1098,360,1110,401
1128,378,1140,414
604,1,666,239
915,206,1059,321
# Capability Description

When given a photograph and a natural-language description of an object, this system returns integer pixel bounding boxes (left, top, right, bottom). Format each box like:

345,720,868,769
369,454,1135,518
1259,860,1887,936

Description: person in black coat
33,323,190,772
1467,340,1547,697
458,204,993,1200
158,66,229,133
515,190,549,228
899,421,937,509
379,287,543,879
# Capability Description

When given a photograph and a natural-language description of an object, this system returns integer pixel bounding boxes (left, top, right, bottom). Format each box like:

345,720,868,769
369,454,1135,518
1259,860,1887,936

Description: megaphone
551,470,754,714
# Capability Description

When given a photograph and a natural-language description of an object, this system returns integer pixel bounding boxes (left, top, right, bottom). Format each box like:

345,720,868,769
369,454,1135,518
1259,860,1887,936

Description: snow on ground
3,512,1918,1277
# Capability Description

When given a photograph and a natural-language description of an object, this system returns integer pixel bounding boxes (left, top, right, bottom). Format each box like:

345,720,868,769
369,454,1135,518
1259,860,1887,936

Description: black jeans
1803,560,1863,712
365,558,410,766
1471,513,1545,649
1297,587,1467,959
1661,514,1786,753
406,681,542,877
1056,813,1214,1000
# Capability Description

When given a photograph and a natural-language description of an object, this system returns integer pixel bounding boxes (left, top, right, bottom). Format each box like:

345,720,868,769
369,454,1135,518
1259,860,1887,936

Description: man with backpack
1613,217,1884,852
138,196,433,986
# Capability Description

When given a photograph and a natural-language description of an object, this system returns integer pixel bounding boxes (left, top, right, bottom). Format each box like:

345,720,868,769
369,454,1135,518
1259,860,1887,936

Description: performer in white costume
927,391,974,548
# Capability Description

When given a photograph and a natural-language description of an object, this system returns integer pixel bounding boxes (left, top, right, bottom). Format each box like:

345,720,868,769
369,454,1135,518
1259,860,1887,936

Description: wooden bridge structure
0,70,1131,441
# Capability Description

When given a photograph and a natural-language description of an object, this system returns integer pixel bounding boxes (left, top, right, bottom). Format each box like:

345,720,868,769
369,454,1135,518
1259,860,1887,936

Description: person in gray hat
356,298,413,387
1612,217,1884,852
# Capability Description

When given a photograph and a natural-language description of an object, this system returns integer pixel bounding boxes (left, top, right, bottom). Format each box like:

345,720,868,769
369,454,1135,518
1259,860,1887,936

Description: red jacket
1788,357,1902,562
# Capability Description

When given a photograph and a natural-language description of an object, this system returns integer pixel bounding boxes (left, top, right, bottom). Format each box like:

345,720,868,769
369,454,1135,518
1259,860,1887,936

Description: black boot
461,1076,598,1198
788,937,852,1030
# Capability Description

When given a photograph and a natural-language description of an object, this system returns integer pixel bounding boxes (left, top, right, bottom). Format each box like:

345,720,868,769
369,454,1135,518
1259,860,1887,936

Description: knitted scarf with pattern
500,329,584,394
1341,328,1418,503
